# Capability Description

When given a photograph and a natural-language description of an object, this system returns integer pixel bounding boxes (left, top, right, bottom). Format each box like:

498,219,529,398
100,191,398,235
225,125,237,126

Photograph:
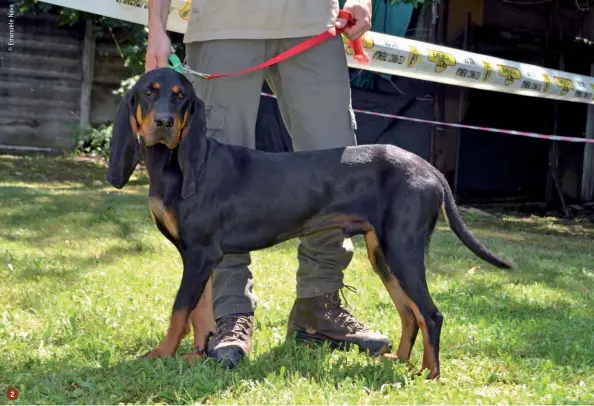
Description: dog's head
106,67,206,190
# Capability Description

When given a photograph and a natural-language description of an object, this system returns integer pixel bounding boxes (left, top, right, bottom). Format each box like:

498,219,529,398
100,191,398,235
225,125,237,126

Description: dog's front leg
182,276,215,361
144,247,218,358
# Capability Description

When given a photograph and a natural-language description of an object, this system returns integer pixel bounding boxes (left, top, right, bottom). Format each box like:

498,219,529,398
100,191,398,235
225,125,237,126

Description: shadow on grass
0,242,160,312
462,212,594,239
433,278,593,368
0,154,150,186
0,184,148,245
5,341,411,404
0,154,108,184
0,179,159,310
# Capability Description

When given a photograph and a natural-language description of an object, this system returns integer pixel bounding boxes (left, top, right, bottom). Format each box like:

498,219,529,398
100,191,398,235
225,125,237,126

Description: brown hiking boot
206,313,254,369
286,290,391,356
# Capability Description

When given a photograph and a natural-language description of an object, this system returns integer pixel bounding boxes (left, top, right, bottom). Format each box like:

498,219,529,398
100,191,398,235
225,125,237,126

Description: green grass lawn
0,154,592,404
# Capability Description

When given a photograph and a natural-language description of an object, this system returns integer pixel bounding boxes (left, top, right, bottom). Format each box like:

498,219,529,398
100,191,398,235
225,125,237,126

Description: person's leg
185,39,267,367
265,35,391,355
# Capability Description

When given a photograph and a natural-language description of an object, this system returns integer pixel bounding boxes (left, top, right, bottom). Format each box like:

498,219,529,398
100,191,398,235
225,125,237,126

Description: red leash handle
336,10,370,64
203,9,369,79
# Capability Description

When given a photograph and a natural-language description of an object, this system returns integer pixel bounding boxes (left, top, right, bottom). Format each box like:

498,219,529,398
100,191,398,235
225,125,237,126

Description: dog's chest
149,197,179,240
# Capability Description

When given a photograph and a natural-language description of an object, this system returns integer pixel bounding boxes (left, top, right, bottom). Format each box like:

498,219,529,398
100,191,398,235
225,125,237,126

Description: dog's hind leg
364,229,419,364
379,225,443,380
364,228,419,362
373,190,444,380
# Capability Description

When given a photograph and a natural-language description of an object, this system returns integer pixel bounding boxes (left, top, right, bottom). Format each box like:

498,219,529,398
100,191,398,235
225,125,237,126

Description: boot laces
325,286,368,334
216,313,252,343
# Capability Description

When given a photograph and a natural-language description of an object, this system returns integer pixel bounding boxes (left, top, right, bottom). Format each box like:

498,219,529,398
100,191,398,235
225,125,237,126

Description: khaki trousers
185,35,357,319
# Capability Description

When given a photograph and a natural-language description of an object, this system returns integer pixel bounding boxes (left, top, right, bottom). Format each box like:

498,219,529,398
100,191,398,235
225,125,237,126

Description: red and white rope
261,92,594,144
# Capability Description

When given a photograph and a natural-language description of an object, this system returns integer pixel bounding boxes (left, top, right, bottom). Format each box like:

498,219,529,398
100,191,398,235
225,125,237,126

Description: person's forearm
148,0,171,35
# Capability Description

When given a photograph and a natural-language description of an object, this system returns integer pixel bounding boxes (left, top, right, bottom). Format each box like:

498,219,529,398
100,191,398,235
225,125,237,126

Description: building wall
92,41,134,125
0,0,132,152
454,0,591,202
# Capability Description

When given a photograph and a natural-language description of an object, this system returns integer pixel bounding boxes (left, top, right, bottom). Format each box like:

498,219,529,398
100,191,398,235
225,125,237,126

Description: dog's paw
141,346,175,359
181,351,206,363
415,367,441,380
382,353,417,370
382,353,401,361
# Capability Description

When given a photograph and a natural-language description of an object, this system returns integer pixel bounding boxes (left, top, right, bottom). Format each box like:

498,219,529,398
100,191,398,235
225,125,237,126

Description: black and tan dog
106,67,512,379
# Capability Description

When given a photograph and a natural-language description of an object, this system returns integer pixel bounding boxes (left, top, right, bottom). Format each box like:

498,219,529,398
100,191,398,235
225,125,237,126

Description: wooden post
453,13,472,197
543,0,569,213
79,19,96,128
431,0,448,166
545,53,569,215
580,63,594,202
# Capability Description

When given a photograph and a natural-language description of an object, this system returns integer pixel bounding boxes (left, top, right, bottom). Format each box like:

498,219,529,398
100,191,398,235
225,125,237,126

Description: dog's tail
439,175,513,270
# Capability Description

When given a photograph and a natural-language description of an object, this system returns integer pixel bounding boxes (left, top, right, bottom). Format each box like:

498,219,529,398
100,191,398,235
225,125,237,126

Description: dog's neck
143,144,183,204
142,133,210,204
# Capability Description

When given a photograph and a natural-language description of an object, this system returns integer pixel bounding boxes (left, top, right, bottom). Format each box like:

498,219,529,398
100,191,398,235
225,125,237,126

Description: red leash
191,10,369,80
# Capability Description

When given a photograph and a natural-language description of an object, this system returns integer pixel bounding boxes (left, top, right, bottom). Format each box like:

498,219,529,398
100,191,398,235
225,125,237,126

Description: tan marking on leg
363,228,390,281
149,197,179,240
363,228,439,379
364,230,418,362
382,277,419,361
181,316,191,340
364,230,380,271
401,289,439,379
191,275,215,351
179,276,215,360
374,275,419,364
382,276,439,378
145,310,188,358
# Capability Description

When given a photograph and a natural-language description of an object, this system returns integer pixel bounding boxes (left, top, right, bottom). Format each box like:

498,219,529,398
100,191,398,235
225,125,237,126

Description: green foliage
115,74,142,97
75,124,113,160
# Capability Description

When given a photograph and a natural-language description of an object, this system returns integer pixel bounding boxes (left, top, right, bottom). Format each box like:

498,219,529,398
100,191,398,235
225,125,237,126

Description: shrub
75,124,113,160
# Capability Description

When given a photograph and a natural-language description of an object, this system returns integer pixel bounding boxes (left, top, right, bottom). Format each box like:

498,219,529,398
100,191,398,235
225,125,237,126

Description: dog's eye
177,92,185,99
145,89,153,96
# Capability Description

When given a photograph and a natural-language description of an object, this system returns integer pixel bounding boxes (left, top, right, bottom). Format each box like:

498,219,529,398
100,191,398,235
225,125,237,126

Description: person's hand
145,29,172,72
335,0,372,40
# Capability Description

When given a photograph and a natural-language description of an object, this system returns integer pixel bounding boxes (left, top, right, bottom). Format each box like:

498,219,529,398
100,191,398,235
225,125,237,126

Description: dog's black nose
155,118,174,128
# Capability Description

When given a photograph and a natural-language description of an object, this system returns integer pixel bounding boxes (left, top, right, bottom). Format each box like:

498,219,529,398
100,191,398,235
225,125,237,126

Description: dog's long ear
106,89,141,189
177,94,208,199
